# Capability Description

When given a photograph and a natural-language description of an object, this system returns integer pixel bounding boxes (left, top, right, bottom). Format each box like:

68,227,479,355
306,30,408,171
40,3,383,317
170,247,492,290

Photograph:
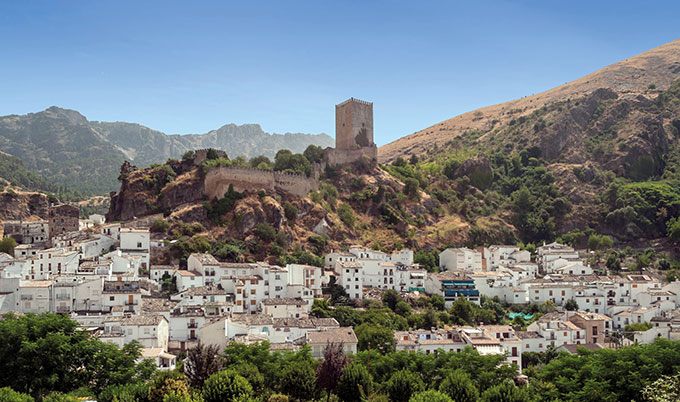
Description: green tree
384,369,425,402
43,393,80,402
439,369,479,402
643,373,680,402
564,298,578,311
182,150,195,161
202,369,253,402
0,387,34,402
450,297,474,325
338,204,355,228
279,355,317,401
98,383,149,402
667,217,680,242
403,178,420,200
303,145,325,163
249,155,272,169
147,371,190,402
0,237,17,255
409,390,453,402
337,363,371,402
588,234,602,251
606,253,622,271
283,202,297,221
151,219,170,233
381,290,401,310
355,323,395,354
395,301,412,317
480,381,530,402
255,223,277,242
0,313,150,398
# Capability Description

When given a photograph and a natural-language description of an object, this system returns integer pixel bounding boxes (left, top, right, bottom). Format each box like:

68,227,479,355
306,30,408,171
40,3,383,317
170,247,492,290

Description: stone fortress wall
204,98,377,199
204,166,318,199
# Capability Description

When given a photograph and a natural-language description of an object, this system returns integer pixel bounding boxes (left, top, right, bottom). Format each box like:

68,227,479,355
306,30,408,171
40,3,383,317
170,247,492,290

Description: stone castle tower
335,98,374,150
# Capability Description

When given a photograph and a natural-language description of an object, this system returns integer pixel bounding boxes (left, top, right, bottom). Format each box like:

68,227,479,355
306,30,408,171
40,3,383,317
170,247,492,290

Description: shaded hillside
0,107,332,196
0,107,126,196
380,38,680,162
0,151,83,200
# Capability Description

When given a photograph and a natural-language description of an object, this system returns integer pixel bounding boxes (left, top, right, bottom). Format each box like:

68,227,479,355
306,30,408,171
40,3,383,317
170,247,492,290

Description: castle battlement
336,97,373,107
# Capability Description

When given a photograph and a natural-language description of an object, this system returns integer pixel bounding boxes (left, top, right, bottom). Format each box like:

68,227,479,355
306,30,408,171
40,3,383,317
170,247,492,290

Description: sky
0,1,678,146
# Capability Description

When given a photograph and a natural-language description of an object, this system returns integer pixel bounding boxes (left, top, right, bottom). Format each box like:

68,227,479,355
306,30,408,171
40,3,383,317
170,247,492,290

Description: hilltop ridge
380,38,680,162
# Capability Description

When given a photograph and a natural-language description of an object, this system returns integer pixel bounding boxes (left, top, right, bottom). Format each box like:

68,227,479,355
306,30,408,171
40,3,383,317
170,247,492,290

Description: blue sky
0,1,678,146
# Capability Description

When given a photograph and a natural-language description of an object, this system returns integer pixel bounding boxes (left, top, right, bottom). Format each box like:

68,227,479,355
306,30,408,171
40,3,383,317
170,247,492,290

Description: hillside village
2,199,679,373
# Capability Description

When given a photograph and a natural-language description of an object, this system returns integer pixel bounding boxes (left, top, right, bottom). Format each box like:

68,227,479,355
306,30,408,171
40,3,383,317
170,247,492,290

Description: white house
120,228,150,269
337,261,363,299
439,248,483,271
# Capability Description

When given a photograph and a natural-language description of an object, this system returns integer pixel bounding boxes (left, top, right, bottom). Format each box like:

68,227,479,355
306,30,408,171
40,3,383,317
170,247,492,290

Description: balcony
56,294,70,300
20,295,33,300
188,322,198,328
56,306,70,313
125,301,138,306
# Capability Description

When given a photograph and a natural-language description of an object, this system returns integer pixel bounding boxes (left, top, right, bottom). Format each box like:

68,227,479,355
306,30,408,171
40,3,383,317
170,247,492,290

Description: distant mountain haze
0,107,333,195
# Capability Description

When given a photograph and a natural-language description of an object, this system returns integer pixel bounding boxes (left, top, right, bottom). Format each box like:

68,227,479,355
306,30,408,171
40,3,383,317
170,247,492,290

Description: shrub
202,369,253,402
384,369,425,402
403,178,420,200
151,219,170,233
255,223,276,242
283,202,297,221
337,363,371,402
337,204,355,228
439,369,478,402
0,387,34,402
0,237,17,255
182,150,195,161
410,390,453,402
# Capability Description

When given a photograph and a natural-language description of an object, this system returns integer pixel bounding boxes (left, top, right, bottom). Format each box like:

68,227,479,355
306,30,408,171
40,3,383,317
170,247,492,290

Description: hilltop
380,38,680,162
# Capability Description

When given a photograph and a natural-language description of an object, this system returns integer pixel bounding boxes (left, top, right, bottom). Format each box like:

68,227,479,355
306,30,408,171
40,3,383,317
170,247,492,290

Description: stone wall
204,166,318,200
192,149,228,165
323,146,378,167
49,204,79,237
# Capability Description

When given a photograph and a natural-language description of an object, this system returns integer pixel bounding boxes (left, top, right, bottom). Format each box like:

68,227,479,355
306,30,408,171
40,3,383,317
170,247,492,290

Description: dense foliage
4,314,680,401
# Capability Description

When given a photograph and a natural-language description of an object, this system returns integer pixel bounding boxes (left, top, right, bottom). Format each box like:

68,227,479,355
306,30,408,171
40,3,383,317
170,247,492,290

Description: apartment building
439,248,483,271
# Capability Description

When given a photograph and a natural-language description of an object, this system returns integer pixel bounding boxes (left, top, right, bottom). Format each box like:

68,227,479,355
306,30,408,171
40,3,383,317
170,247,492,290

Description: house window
109,296,114,301
250,289,256,295
137,242,142,248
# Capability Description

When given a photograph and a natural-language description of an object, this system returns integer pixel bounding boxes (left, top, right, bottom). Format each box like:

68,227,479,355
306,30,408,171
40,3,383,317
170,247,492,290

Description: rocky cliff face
0,190,49,221
108,159,204,222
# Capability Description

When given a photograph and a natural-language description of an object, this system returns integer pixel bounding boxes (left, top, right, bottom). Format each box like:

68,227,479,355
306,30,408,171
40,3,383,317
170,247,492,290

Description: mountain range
0,107,333,196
